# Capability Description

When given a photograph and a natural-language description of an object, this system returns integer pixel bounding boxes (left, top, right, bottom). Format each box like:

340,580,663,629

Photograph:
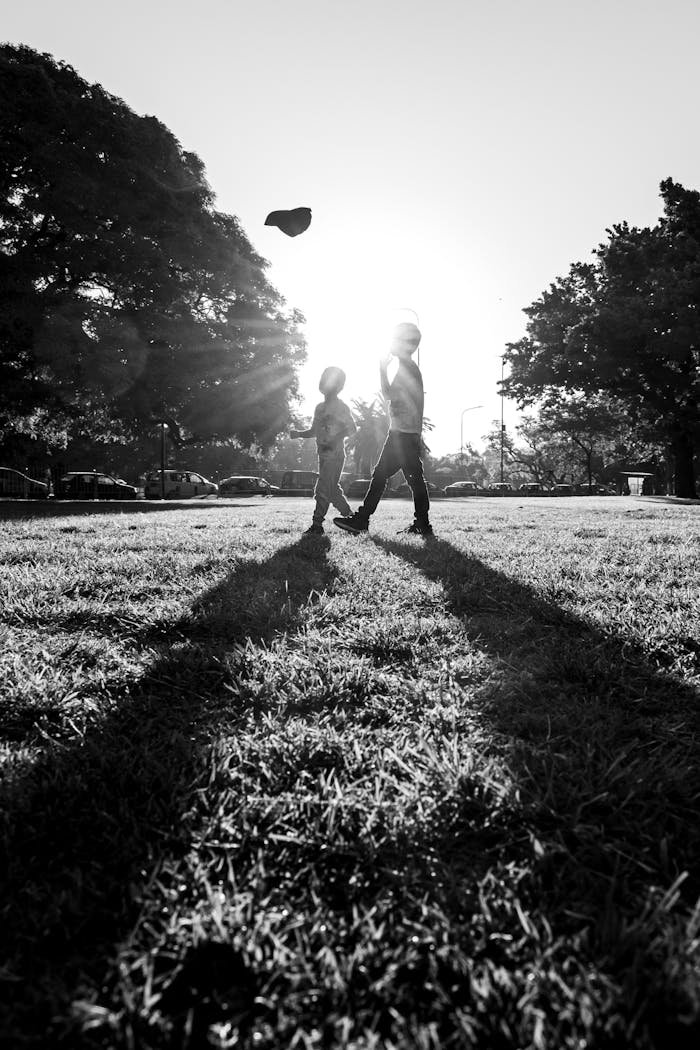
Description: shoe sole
334,521,368,535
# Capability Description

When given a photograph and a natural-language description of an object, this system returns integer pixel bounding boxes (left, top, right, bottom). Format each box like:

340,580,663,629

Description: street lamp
500,356,505,483
160,422,166,499
460,405,484,470
499,355,507,483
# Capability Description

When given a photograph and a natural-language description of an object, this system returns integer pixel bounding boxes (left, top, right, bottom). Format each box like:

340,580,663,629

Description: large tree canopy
502,179,700,497
0,45,305,449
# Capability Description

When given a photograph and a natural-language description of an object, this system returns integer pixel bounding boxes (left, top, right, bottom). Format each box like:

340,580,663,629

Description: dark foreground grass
1,496,699,1049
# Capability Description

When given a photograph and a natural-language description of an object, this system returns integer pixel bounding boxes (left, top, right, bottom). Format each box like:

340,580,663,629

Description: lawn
1,495,699,1049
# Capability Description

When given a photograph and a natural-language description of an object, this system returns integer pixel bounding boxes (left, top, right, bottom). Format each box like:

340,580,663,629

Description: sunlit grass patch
0,496,699,1048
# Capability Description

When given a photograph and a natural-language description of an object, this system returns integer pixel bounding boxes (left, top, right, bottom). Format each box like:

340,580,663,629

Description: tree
502,179,700,497
262,425,320,473
484,417,579,486
537,395,630,492
432,448,489,485
0,45,305,452
351,398,387,475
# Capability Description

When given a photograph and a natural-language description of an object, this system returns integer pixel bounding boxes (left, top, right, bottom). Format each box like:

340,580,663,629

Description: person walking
290,366,356,535
333,322,432,537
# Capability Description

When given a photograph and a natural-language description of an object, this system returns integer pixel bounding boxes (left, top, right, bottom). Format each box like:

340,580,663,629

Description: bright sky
4,0,700,454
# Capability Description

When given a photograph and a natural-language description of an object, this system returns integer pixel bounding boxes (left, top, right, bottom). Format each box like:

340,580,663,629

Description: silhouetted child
290,366,356,535
333,323,432,536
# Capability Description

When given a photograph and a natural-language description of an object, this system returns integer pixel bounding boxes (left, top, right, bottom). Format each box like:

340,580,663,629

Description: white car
0,467,49,499
218,476,279,497
444,481,479,496
144,470,218,499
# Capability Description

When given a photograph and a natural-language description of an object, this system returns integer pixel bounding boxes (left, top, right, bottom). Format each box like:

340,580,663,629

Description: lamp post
500,356,505,483
160,422,166,499
460,405,484,471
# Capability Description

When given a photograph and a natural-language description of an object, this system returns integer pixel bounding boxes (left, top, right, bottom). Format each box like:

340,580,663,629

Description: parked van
144,470,218,499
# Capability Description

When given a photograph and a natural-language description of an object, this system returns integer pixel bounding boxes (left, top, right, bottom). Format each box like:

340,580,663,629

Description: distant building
618,471,655,495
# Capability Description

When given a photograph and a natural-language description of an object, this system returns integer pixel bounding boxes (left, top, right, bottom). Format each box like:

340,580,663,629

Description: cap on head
319,366,346,395
391,322,421,356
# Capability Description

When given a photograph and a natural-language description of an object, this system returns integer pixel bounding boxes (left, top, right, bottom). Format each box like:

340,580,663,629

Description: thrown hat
264,207,312,237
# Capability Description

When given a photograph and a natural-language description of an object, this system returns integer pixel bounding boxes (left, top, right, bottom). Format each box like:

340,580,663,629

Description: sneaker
399,522,434,537
304,523,324,535
333,513,369,535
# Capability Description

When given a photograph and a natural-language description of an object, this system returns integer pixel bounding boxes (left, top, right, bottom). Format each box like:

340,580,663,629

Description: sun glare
262,205,509,449
268,229,410,414
296,298,420,416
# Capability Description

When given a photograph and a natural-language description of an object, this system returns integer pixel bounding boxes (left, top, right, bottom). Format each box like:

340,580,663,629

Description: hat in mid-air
264,207,312,237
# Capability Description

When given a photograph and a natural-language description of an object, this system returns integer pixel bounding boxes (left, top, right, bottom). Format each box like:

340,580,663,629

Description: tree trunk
672,431,697,498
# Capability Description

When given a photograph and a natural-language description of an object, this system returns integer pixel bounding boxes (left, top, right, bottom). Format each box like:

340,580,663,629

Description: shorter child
290,366,356,535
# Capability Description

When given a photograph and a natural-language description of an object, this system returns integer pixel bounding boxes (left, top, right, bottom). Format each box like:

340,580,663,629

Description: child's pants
313,451,352,524
358,431,430,525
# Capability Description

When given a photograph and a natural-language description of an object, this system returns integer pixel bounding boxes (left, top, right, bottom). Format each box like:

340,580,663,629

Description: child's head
390,322,421,358
319,366,346,396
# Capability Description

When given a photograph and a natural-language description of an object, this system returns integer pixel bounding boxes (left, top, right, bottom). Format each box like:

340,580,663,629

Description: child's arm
342,413,357,437
379,355,392,398
341,405,357,443
290,408,319,439
341,426,355,451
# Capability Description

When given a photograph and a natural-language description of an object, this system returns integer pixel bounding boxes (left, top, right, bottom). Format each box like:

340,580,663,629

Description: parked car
518,483,545,495
393,481,446,498
345,478,372,499
444,481,479,496
552,484,574,496
144,470,217,499
0,467,49,499
218,476,279,497
56,472,138,500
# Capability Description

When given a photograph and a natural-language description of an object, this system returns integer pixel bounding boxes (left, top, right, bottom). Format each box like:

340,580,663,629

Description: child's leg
312,455,335,524
357,433,401,520
332,484,352,516
328,451,352,516
400,434,430,525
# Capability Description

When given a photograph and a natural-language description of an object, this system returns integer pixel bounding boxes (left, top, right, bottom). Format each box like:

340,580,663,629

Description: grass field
1,495,699,1049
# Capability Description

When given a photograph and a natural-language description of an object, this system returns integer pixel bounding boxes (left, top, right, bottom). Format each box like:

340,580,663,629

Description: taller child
334,322,433,537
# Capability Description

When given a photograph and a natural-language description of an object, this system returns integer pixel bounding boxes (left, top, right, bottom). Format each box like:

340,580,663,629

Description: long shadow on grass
0,497,265,520
372,534,700,1044
0,534,336,1046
